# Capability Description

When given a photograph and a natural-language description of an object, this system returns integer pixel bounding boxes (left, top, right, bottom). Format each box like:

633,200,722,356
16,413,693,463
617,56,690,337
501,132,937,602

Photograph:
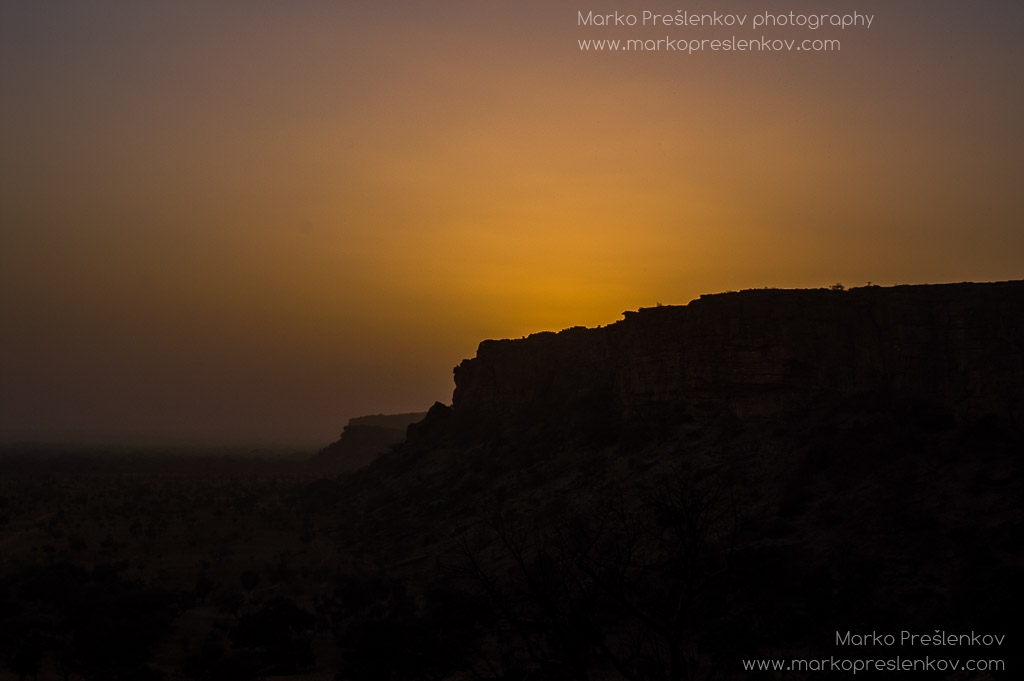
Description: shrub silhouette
457,472,749,681
230,598,316,675
327,577,484,681
0,564,176,681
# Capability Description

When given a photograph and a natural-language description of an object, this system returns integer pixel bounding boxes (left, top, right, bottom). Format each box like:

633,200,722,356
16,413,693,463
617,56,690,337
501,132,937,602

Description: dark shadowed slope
306,281,1022,679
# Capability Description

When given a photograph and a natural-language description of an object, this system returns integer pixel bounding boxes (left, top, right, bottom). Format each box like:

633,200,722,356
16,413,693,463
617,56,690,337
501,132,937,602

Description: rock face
309,281,1021,678
446,282,1024,443
312,412,427,472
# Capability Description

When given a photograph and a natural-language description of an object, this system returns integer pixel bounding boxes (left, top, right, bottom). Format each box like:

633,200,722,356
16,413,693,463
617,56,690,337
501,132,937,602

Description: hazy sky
2,1,1022,447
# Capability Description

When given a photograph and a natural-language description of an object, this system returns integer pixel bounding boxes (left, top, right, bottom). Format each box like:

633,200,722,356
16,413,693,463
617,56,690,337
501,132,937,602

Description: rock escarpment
312,412,426,472
444,282,1024,443
313,281,1022,678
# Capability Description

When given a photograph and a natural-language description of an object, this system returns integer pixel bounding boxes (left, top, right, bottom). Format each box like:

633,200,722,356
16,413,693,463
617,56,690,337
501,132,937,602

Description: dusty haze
2,0,1022,446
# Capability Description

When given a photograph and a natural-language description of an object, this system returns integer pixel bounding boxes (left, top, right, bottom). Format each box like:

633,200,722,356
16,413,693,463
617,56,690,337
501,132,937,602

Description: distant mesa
311,412,427,472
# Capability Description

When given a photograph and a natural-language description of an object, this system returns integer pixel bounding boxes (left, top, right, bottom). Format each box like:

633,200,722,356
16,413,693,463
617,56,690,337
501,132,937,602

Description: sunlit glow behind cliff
2,0,1022,445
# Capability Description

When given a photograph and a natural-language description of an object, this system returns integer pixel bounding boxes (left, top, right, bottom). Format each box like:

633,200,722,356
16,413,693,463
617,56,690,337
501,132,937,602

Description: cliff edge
438,281,1023,445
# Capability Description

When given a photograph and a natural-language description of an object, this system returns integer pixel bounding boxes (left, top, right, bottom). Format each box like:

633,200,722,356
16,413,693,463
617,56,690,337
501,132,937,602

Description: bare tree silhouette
457,471,751,681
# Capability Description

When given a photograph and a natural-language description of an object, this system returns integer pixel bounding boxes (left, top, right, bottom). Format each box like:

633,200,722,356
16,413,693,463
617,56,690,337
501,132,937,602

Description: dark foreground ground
1,407,1020,681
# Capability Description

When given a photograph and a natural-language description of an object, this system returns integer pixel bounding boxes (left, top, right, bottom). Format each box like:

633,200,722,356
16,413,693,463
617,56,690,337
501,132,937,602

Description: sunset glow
2,0,1022,445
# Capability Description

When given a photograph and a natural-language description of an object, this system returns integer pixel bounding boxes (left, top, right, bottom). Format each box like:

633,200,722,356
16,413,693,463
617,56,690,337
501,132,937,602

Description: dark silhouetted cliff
302,281,1022,680
439,281,1023,446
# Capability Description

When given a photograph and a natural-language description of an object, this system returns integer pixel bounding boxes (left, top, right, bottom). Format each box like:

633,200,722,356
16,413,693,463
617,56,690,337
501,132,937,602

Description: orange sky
2,1,1022,446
